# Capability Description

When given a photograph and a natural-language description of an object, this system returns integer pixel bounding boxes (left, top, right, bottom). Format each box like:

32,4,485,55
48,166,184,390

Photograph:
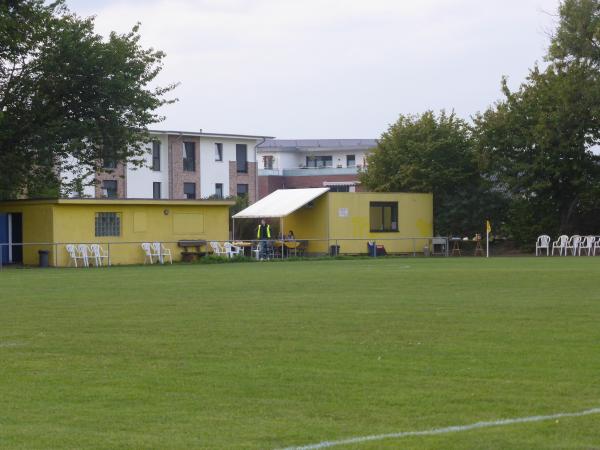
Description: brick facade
258,175,286,199
229,161,257,203
168,135,201,199
95,163,127,198
258,174,361,198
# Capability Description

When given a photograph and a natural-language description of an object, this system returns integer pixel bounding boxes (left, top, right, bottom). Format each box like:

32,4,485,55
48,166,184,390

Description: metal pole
108,243,111,266
486,231,489,258
232,218,235,241
412,238,416,257
54,243,58,267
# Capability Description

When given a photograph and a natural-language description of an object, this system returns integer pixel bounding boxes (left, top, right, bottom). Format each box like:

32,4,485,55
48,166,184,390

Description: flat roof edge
0,198,235,206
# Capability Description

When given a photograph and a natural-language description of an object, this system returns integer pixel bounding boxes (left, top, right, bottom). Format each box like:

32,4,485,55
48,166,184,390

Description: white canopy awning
232,188,329,219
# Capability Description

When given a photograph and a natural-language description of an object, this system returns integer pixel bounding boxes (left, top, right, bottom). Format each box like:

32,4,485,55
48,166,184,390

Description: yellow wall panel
173,213,204,234
133,212,147,232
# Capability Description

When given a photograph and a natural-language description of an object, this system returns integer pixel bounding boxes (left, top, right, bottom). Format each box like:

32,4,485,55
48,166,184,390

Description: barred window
95,212,121,236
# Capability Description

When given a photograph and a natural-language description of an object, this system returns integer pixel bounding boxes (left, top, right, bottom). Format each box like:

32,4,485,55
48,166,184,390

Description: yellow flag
486,220,491,234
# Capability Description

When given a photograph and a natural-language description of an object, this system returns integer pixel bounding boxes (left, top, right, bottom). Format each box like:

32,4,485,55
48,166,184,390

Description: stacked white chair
66,244,85,267
579,236,595,256
152,242,172,264
551,235,569,256
209,241,228,257
141,242,155,264
89,244,109,266
594,236,600,256
224,242,242,258
535,235,551,256
76,244,90,267
567,235,582,256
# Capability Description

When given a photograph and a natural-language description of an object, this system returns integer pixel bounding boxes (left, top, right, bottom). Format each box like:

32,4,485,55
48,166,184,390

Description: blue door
0,213,8,264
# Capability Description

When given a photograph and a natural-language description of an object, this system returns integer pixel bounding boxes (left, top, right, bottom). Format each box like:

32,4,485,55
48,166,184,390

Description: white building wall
126,134,169,198
257,149,369,170
200,137,259,198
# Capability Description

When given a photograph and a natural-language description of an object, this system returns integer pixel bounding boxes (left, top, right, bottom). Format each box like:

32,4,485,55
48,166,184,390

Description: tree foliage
474,64,600,245
473,0,600,246
0,0,176,199
549,0,600,67
361,111,504,236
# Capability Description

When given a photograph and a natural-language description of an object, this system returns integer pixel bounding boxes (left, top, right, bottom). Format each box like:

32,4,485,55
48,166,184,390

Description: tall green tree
361,111,503,236
474,1,600,246
0,0,176,199
549,0,600,67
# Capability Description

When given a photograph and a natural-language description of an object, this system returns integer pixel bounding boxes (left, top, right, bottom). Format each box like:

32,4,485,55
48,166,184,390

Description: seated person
287,230,295,241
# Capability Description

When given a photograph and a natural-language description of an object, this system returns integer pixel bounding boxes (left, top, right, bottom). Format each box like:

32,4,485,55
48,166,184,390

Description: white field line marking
277,407,600,450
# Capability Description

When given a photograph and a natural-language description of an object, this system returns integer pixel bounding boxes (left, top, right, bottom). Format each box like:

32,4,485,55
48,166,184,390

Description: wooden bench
178,240,207,262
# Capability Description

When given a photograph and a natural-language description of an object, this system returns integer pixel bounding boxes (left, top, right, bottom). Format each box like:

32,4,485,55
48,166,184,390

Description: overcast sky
66,0,560,139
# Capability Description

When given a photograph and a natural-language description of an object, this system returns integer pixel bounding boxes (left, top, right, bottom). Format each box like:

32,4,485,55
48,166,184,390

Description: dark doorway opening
11,213,23,264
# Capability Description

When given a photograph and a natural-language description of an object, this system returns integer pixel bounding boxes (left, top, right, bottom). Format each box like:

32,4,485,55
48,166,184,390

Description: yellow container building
0,199,233,266
233,189,433,255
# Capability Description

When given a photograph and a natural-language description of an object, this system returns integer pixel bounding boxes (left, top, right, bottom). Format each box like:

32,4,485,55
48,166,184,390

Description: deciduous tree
361,111,503,236
0,0,176,198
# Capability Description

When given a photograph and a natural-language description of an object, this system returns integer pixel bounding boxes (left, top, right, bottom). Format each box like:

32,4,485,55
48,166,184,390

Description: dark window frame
306,155,333,168
215,183,223,199
183,182,196,199
369,201,398,232
215,143,223,161
152,141,161,171
153,182,161,199
102,180,118,199
183,142,196,172
263,155,274,170
236,183,249,198
236,144,248,173
346,154,356,167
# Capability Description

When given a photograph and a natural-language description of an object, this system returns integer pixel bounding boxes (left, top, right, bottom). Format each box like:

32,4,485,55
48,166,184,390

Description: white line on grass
277,407,600,450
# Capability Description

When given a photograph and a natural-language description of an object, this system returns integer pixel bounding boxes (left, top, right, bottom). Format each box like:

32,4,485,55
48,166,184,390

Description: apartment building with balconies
256,139,376,198
78,130,272,203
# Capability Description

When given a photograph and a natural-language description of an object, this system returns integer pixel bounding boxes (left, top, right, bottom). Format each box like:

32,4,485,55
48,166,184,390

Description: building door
0,213,23,264
10,213,23,264
0,214,7,264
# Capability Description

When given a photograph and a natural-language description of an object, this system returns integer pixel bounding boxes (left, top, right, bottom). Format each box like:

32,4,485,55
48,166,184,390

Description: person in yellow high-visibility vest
257,218,271,260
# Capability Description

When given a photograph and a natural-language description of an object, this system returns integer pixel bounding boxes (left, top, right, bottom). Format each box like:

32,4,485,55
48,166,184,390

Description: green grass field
1,257,600,449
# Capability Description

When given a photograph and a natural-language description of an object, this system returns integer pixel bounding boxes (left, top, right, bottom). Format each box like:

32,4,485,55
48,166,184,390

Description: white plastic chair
89,244,110,266
535,235,551,256
66,244,85,268
593,236,600,256
76,244,91,267
579,236,595,256
209,241,228,257
152,242,172,264
251,243,261,260
141,242,155,264
224,242,242,258
567,235,582,256
552,235,569,256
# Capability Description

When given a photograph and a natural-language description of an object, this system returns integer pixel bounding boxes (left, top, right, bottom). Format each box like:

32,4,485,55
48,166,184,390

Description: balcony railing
258,166,360,177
